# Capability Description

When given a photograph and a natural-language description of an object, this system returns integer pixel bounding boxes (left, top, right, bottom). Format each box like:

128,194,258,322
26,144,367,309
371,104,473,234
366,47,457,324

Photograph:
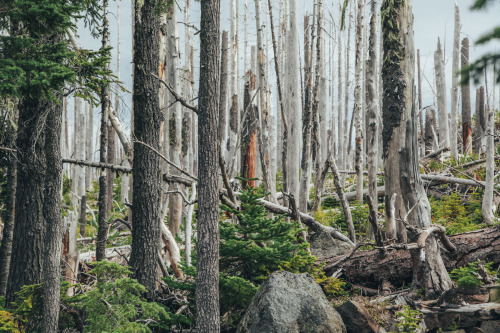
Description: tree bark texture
6,96,48,303
354,0,365,203
482,110,498,225
241,71,258,188
450,4,460,159
434,38,450,149
166,6,184,237
219,30,228,150
130,0,163,295
196,0,221,330
381,0,452,296
461,38,472,155
96,4,110,262
41,96,65,333
0,116,17,296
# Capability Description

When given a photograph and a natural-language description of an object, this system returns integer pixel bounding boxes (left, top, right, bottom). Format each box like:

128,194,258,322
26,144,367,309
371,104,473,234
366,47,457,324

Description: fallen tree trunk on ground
321,227,500,289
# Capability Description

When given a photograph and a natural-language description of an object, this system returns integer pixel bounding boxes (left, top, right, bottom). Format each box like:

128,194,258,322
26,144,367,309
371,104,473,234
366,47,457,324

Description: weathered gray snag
434,38,450,149
482,110,498,225
450,4,460,159
382,0,452,296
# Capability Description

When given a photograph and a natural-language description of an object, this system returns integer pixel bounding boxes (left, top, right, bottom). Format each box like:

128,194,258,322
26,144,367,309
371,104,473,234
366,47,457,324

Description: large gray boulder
309,230,353,259
237,271,346,333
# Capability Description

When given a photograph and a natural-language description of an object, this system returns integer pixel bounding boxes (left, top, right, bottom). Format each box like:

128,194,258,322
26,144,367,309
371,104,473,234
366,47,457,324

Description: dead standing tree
381,0,454,297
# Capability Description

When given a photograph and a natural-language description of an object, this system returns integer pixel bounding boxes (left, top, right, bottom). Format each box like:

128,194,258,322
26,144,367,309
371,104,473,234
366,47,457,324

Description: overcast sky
75,0,500,150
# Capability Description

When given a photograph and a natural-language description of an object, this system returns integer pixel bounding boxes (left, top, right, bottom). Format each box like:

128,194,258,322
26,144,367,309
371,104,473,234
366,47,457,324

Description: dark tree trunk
96,1,110,261
473,86,485,155
6,97,48,303
42,95,64,333
461,38,472,155
106,123,116,210
130,0,162,295
196,0,221,330
241,71,258,188
79,195,87,237
0,117,17,296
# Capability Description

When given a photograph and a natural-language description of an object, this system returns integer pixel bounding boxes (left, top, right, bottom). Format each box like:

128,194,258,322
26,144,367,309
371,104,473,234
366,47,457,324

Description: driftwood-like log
321,227,500,288
419,146,450,161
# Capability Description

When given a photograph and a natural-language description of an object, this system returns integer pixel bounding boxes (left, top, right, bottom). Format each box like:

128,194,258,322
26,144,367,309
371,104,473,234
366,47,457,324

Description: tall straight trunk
450,4,460,159
85,103,94,189
6,96,47,303
286,0,301,206
337,19,344,166
96,2,110,262
343,0,353,182
130,0,162,294
461,38,472,155
219,30,229,151
366,0,379,231
354,0,365,203
255,0,276,201
227,0,239,174
78,100,86,196
417,49,425,156
167,6,183,237
41,96,64,333
482,109,498,225
299,13,313,212
106,113,115,211
434,38,450,149
317,3,328,167
474,86,486,155
381,0,452,296
241,70,258,188
196,0,221,329
0,116,17,296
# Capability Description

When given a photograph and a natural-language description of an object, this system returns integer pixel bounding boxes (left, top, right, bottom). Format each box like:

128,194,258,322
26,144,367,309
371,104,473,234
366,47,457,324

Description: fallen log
321,227,500,289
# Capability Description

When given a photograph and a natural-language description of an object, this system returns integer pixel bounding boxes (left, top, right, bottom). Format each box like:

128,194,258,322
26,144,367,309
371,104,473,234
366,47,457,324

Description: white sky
74,0,500,151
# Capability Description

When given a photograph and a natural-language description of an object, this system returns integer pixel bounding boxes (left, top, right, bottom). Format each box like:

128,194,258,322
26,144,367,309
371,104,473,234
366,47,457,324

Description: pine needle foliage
0,0,113,103
220,186,310,284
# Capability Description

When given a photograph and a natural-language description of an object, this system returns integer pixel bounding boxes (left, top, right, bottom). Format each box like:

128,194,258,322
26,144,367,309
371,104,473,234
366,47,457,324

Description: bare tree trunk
461,37,472,155
167,7,183,237
0,116,17,296
337,18,344,167
255,0,276,201
342,1,353,185
227,0,239,174
219,30,228,151
435,38,450,150
417,50,425,157
381,0,453,297
196,0,221,329
85,103,94,189
354,0,365,203
366,0,379,237
286,0,301,207
241,70,258,188
474,86,486,155
96,3,110,262
185,184,196,267
450,4,460,159
482,109,498,225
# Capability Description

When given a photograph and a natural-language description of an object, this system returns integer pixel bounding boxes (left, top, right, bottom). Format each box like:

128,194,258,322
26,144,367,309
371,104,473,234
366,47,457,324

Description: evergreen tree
220,186,309,284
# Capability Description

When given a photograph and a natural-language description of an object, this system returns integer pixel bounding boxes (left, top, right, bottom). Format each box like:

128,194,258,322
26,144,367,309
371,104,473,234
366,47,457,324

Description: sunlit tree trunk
450,4,460,159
